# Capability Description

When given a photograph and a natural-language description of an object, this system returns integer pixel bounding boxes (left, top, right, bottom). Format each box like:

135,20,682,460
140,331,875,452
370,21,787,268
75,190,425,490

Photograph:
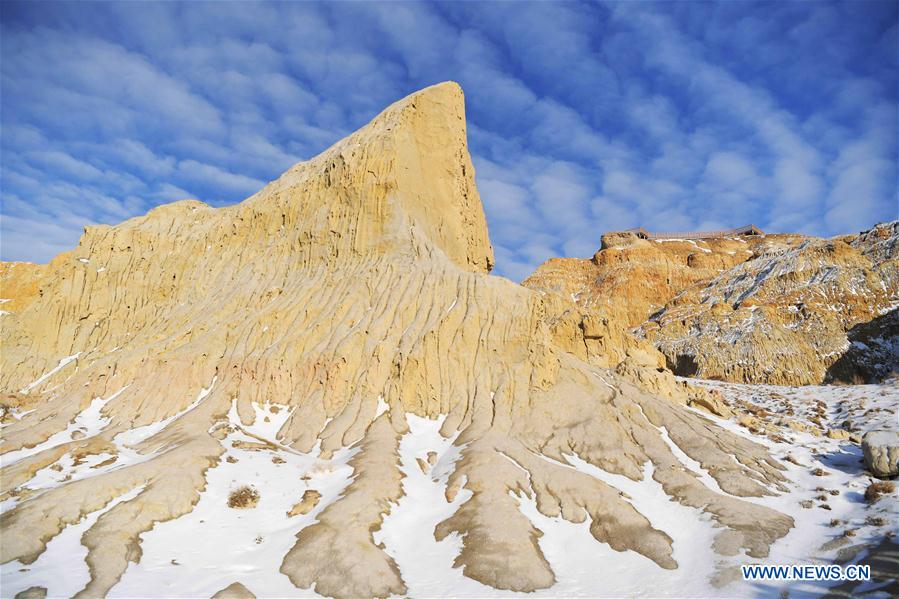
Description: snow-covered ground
1,486,146,598
110,401,359,598
688,379,898,597
1,381,897,598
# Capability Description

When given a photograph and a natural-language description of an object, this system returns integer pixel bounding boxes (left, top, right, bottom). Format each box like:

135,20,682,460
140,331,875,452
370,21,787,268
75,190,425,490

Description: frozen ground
688,378,899,597
1,380,897,598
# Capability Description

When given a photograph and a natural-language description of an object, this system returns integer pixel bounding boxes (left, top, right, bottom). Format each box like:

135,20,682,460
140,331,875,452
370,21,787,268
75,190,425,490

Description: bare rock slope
525,223,898,386
1,83,792,598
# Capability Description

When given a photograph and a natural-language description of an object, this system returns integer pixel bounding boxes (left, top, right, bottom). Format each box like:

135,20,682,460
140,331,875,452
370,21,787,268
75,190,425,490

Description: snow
1,485,146,598
686,379,899,596
374,395,390,418
656,425,731,497
878,300,899,315
4,379,897,597
243,401,294,441
115,378,216,448
18,352,81,394
0,386,126,468
374,414,495,597
110,399,358,598
6,407,35,421
515,455,722,597
11,383,222,511
380,410,787,598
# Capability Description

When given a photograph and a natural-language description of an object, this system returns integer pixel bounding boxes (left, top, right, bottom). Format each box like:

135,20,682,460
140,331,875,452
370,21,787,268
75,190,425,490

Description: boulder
862,430,899,478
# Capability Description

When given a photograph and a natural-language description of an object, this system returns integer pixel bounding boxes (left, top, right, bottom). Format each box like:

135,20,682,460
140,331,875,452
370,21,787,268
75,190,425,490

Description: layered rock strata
526,223,898,386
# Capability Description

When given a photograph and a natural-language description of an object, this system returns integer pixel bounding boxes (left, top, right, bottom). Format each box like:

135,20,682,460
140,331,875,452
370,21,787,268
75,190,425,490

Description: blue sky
1,1,896,280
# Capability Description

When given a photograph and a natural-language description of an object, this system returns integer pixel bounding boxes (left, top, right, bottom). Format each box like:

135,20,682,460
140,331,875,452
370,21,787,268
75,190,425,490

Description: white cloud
25,151,103,180
701,151,759,190
176,160,267,199
1,1,894,272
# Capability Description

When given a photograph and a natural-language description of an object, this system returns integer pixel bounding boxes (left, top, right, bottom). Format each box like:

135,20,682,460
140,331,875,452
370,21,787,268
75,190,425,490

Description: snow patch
19,353,81,394
1,386,126,468
374,414,492,596
110,404,357,598
1,485,146,598
115,378,216,448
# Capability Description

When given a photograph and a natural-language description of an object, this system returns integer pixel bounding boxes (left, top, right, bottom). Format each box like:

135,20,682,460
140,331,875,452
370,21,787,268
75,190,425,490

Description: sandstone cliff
525,223,898,386
1,83,792,598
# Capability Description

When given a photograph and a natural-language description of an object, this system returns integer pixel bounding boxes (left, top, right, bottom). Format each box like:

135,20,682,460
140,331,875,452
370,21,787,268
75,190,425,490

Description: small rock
737,415,756,429
287,489,321,517
784,454,803,466
799,500,814,509
861,430,899,477
211,582,256,599
834,543,867,564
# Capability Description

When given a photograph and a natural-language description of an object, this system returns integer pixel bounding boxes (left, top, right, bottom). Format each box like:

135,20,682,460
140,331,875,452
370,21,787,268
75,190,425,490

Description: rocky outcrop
641,223,898,385
524,232,765,331
827,308,899,384
523,246,727,411
526,223,898,386
0,82,792,598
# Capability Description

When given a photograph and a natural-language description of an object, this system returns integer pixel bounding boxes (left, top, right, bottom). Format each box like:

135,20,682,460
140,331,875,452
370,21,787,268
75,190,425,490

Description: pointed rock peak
384,81,495,273
259,81,494,273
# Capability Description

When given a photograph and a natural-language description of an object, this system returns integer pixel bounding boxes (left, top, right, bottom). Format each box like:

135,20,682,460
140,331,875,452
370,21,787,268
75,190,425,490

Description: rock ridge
1,82,792,598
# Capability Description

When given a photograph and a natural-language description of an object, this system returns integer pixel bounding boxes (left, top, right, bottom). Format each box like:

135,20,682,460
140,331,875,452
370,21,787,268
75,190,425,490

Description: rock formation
525,222,898,386
862,431,899,478
1,82,793,598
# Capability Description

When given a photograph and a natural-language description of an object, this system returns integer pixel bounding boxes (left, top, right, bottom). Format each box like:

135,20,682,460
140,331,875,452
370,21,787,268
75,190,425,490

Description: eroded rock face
1,82,792,598
526,223,898,386
642,225,898,385
827,308,899,384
